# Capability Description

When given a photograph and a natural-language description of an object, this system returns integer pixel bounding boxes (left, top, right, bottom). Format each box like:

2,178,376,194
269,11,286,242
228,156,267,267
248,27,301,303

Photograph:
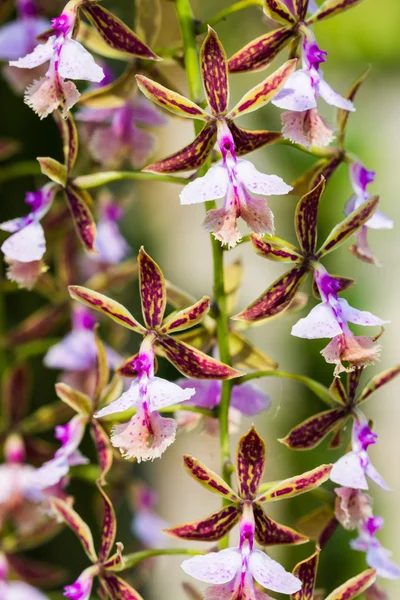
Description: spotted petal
357,365,400,405
264,0,297,24
280,408,348,450
307,0,365,24
183,455,241,502
254,504,308,546
179,163,228,205
237,426,266,500
330,451,368,490
138,247,166,329
291,550,320,600
272,70,317,111
228,28,294,74
291,303,343,339
55,382,92,416
91,421,113,485
250,549,302,595
59,39,104,83
103,574,144,600
65,185,97,253
227,59,297,119
9,36,54,69
257,464,332,503
251,234,302,263
165,505,241,542
160,297,210,334
200,27,229,115
227,121,282,155
136,74,209,120
182,548,241,584
237,160,292,196
295,177,325,254
68,286,146,334
324,569,376,600
50,497,97,562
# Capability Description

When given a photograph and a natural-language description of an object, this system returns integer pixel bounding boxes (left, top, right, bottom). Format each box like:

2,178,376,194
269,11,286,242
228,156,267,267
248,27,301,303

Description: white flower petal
181,548,241,584
318,78,355,111
95,381,141,418
148,377,195,411
365,461,390,491
249,549,302,594
59,39,104,82
9,36,55,69
330,451,369,490
43,330,97,371
272,70,317,111
1,221,45,262
366,544,400,580
0,216,28,233
291,303,343,339
339,299,389,327
179,164,228,205
366,210,394,230
237,160,292,196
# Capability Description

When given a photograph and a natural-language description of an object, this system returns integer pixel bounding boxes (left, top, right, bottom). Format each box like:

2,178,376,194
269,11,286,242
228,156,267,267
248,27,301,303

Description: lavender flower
131,483,169,548
93,198,130,265
351,516,400,580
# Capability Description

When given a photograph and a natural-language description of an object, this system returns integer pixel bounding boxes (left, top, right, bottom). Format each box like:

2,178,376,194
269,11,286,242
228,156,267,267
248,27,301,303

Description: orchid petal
339,299,389,328
138,247,166,329
291,302,343,339
1,221,45,262
272,70,317,111
366,546,400,580
228,28,293,74
136,74,208,120
0,17,49,61
95,381,140,418
231,382,271,416
250,549,302,594
330,451,369,489
166,505,241,542
183,455,241,502
9,36,54,69
365,210,393,230
365,462,390,491
237,160,292,196
179,164,228,205
237,426,266,500
182,548,241,584
318,78,355,111
200,27,229,115
59,39,104,83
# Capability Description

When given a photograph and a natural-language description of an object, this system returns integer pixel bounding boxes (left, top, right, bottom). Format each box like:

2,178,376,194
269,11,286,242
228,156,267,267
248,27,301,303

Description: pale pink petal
237,160,292,196
240,196,275,236
24,76,64,119
366,545,400,580
365,462,390,491
366,210,394,230
177,379,221,409
111,408,177,462
88,127,123,166
30,456,70,491
130,125,157,168
330,451,369,490
249,549,302,594
61,79,81,117
0,18,49,61
59,39,104,83
204,206,241,248
205,579,272,600
231,382,271,416
181,548,241,584
55,415,87,460
9,37,54,69
148,377,195,411
6,581,50,600
338,299,389,327
334,487,373,530
44,330,97,371
5,258,45,290
291,303,342,339
272,70,317,111
282,109,334,149
94,220,130,264
180,164,229,205
1,221,45,262
318,78,355,111
95,381,141,418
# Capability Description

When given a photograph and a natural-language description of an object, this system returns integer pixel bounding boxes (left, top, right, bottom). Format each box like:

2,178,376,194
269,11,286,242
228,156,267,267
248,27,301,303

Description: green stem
73,171,189,189
236,370,333,407
174,0,234,551
0,160,41,183
197,0,263,32
120,548,205,571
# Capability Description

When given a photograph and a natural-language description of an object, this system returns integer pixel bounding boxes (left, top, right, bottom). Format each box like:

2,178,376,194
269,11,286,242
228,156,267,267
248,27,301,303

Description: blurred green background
1,0,399,598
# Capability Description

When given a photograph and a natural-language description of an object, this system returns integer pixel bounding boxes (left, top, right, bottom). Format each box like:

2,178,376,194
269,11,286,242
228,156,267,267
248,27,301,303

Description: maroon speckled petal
228,28,294,73
165,505,241,541
138,247,166,329
254,504,308,546
236,426,266,500
325,569,376,600
54,112,78,172
264,0,296,24
200,27,229,115
183,455,241,503
160,296,210,334
357,364,400,405
280,408,348,450
91,422,113,486
97,483,117,563
227,121,282,155
293,0,309,20
103,574,144,600
307,0,364,24
65,185,97,253
50,497,97,562
347,368,364,402
257,464,332,503
329,376,348,406
251,234,302,263
291,549,320,600
295,177,325,254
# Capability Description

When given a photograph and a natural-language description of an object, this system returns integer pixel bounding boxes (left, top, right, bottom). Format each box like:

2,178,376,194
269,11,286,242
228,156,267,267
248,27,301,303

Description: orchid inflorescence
0,0,398,599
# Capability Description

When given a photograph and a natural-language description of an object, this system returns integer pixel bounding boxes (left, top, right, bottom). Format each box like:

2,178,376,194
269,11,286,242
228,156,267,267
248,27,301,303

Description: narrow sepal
200,27,229,115
347,368,363,401
165,505,241,541
257,464,333,502
337,67,370,144
254,504,308,546
91,421,113,485
357,365,400,405
312,274,355,300
97,483,117,562
325,569,377,600
251,234,302,263
138,247,166,329
6,303,67,345
227,59,297,119
157,336,242,379
329,377,348,406
264,0,296,24
291,549,320,600
55,382,92,416
82,3,159,60
54,112,78,172
37,157,67,186
68,286,147,334
117,353,140,378
228,28,294,73
295,177,325,254
2,362,31,426
160,297,210,334
317,196,379,257
290,155,342,197
233,265,308,322
94,327,110,402
103,574,144,600
136,75,209,120
143,123,217,173
227,121,282,155
307,0,365,24
183,455,241,502
229,331,278,371
295,505,336,548
50,497,97,562
237,426,266,500
293,0,309,20
280,408,348,450
65,185,97,252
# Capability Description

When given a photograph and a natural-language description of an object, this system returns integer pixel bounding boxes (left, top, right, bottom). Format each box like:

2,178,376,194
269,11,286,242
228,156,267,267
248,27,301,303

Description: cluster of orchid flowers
0,0,398,598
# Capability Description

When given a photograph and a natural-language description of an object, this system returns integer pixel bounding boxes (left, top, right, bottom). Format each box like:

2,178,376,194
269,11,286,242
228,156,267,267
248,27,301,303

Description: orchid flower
272,31,355,148
0,183,57,288
176,378,271,435
182,504,301,599
330,411,389,491
334,487,373,531
131,482,169,548
9,0,104,118
95,335,196,462
345,162,393,265
180,120,292,248
92,199,130,265
351,516,400,580
291,264,388,375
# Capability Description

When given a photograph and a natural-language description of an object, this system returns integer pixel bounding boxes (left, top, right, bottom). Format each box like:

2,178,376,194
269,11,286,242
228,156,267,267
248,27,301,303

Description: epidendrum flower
176,378,271,435
92,197,130,265
0,183,57,289
69,248,241,460
272,29,355,148
130,482,169,548
345,162,393,265
351,516,400,580
291,264,388,375
234,177,387,374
